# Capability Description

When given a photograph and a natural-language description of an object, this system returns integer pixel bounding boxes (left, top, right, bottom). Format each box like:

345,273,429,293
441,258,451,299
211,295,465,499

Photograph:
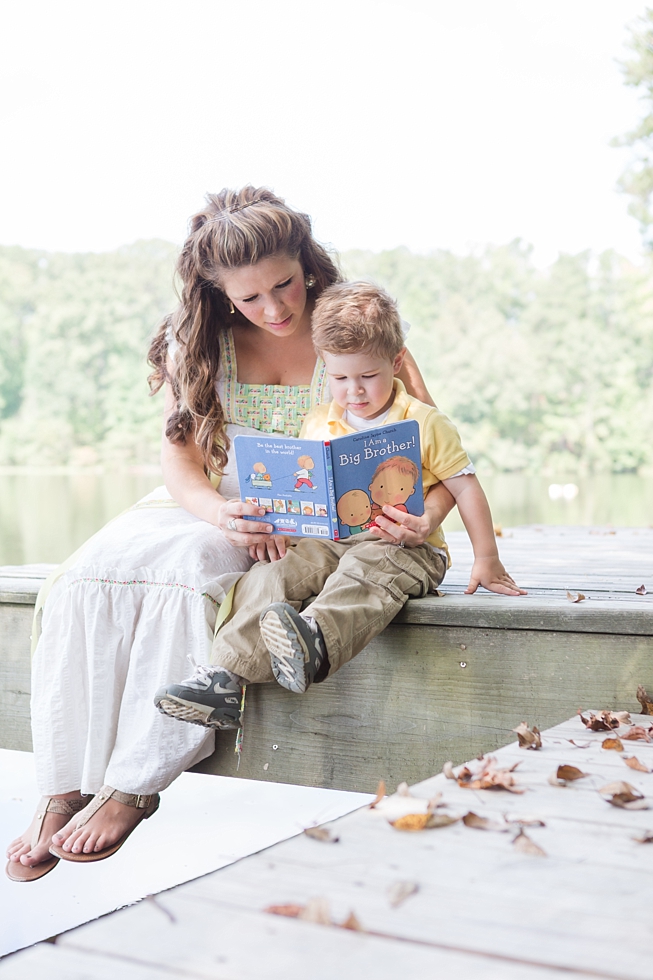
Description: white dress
31,332,329,797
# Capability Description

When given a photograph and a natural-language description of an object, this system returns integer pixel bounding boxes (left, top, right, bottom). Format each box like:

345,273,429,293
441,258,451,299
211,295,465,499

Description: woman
6,186,452,880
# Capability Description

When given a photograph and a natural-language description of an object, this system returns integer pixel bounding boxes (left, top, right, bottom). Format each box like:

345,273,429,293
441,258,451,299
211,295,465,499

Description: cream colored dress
31,331,329,797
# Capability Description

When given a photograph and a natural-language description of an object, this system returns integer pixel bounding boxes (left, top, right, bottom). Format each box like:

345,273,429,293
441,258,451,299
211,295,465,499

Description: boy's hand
369,505,431,547
465,557,527,596
248,536,288,563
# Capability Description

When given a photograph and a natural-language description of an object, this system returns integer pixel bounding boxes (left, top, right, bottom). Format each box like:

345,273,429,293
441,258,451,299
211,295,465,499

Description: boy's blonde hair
311,281,404,360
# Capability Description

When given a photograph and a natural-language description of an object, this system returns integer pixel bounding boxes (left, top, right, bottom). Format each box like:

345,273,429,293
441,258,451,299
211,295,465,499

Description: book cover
234,419,423,540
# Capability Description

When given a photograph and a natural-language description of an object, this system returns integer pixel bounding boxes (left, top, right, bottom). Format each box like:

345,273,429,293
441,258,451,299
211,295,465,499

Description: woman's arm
161,380,287,559
397,350,435,406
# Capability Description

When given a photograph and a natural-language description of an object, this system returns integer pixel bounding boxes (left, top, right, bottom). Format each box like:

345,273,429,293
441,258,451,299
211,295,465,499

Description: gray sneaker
260,603,327,694
154,663,242,730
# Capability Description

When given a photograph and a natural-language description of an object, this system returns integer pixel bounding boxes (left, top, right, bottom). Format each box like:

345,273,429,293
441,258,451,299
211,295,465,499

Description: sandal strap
30,795,88,849
73,785,159,830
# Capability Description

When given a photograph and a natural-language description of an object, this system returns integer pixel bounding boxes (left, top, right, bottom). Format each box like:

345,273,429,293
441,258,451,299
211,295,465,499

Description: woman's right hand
216,499,287,561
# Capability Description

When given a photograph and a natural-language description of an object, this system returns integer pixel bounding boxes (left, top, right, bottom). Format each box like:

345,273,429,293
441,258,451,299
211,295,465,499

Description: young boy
155,282,525,729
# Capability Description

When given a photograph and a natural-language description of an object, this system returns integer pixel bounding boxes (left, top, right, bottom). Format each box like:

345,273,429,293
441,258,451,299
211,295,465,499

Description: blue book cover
234,419,423,540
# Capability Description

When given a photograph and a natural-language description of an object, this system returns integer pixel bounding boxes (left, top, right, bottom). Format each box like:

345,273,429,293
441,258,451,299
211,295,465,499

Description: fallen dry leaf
462,811,510,832
636,685,653,715
512,828,546,857
636,585,648,596
443,761,456,780
304,826,340,843
599,781,649,810
513,722,542,750
578,709,630,731
507,815,546,827
494,524,503,537
426,793,444,812
633,830,653,843
625,756,652,773
300,897,332,926
621,725,652,742
391,812,459,831
602,737,624,752
387,880,419,908
455,757,524,793
552,764,589,783
568,739,591,748
266,904,304,918
369,779,386,808
396,782,412,797
566,591,586,603
340,912,364,931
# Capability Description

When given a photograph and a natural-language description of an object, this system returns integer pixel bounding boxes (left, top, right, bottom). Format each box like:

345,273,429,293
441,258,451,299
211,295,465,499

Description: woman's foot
6,792,84,870
52,796,149,855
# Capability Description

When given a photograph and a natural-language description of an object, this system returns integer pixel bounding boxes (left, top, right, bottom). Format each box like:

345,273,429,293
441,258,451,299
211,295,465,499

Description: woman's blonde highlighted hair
148,186,341,475
311,281,404,361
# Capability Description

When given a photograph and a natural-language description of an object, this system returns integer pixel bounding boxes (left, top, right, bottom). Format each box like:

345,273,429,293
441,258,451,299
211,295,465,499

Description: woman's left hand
368,505,432,547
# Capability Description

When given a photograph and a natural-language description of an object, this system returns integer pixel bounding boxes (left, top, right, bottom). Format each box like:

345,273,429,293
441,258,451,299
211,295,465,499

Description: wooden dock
3,710,653,979
1,526,652,790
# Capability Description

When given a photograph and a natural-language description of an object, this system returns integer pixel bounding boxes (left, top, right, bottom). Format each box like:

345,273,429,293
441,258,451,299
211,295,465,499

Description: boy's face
322,349,406,419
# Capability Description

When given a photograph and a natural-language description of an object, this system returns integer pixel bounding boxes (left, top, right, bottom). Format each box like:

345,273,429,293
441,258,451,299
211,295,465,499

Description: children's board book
234,419,424,540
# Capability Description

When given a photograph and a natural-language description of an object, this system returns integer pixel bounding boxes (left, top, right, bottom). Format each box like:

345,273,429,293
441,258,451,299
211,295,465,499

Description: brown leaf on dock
387,880,419,907
304,826,340,843
633,830,653,843
635,585,648,596
513,722,542,750
391,812,460,831
568,740,591,748
396,782,412,797
621,725,652,742
443,761,456,780
340,911,364,931
599,781,649,810
512,829,546,857
602,737,624,752
300,897,332,925
636,685,653,715
369,779,386,808
266,903,304,918
566,591,586,603
578,709,630,731
550,764,589,785
462,811,510,832
493,524,503,537
625,757,652,773
455,757,524,793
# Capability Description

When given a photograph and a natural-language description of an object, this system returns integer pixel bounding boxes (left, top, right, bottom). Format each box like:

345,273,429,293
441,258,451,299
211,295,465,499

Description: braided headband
211,200,261,221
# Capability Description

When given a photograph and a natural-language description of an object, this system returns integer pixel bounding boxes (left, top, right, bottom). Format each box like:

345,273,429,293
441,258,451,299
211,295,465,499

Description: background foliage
1,240,652,474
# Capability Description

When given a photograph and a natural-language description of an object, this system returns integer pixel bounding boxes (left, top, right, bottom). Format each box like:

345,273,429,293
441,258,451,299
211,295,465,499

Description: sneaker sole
260,608,310,694
155,694,241,730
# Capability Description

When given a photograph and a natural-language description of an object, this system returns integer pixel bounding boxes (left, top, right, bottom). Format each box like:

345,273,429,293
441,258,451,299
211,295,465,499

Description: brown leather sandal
49,785,160,863
5,796,89,882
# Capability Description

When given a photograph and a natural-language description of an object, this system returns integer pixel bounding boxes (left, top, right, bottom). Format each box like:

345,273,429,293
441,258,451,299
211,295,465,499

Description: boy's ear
393,347,407,375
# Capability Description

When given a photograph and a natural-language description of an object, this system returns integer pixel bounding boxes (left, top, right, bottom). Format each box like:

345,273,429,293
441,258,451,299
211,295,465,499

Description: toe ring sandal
49,785,160,864
6,796,89,882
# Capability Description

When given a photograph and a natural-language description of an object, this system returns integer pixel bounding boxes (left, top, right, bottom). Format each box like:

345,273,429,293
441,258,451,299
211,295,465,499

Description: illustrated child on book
154,281,526,729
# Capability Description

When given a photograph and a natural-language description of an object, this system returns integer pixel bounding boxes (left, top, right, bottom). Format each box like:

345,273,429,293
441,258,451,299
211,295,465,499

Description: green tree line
1,240,652,474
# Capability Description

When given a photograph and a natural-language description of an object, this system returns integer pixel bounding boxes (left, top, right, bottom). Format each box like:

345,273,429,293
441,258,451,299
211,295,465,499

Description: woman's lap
31,497,254,796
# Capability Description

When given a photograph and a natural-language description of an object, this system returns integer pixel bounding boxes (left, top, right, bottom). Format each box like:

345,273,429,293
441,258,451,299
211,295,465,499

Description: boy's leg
211,537,345,683
304,536,446,674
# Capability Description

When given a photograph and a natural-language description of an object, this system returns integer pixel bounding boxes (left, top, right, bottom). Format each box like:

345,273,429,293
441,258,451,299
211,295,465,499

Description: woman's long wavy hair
148,186,341,475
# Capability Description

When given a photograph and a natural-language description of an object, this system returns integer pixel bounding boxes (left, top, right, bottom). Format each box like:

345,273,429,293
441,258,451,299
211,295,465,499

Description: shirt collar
325,378,410,434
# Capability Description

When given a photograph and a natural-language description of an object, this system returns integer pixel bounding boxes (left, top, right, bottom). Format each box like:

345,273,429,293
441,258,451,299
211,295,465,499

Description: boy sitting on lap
155,282,525,728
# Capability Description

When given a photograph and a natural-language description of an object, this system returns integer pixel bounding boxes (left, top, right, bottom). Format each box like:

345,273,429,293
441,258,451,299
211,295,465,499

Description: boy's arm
441,475,526,596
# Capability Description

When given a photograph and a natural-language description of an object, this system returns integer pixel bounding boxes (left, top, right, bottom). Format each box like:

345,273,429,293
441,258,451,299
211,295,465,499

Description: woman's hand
216,499,288,562
368,505,432,547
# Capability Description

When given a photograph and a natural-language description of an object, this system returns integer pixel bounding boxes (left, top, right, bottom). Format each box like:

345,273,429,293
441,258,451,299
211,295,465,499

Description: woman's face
220,254,309,339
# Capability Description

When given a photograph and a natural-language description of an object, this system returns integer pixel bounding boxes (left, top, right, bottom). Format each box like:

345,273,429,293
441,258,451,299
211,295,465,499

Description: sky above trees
0,0,650,264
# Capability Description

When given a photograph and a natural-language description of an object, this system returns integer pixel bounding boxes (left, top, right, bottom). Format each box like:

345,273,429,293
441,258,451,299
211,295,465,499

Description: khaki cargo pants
212,533,446,684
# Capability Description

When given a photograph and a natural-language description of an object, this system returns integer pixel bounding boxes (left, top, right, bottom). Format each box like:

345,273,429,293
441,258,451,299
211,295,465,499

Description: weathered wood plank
195,625,653,791
0,604,32,751
17,713,653,980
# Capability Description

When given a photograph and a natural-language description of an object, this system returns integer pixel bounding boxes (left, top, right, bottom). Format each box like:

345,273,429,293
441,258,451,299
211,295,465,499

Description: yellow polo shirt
300,379,471,560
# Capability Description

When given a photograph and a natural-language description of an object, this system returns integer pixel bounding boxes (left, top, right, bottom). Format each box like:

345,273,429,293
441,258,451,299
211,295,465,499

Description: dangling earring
228,300,235,314
305,274,316,289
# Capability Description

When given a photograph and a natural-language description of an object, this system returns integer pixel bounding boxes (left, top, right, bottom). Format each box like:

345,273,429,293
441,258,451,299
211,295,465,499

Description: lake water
1,470,652,566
